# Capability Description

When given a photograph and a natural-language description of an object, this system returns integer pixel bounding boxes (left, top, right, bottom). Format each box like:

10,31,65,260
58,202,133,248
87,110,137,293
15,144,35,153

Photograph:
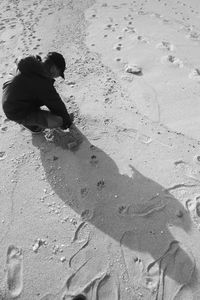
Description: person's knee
47,115,63,128
55,116,63,127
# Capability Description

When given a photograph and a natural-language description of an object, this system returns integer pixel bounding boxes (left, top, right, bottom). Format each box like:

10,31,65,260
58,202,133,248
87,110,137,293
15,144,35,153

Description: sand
0,0,200,299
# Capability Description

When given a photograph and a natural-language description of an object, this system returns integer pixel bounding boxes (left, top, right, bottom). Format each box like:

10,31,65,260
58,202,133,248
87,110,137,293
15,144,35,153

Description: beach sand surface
1,0,200,299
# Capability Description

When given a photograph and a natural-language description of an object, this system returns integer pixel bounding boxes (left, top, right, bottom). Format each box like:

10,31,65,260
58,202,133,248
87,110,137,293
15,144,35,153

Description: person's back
2,56,47,121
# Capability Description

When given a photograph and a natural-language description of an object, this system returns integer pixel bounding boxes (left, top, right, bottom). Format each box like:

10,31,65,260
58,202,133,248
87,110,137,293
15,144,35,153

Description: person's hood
17,55,47,77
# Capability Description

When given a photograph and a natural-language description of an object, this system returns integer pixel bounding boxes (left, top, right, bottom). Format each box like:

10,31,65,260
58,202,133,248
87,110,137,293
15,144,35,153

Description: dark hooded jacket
2,55,72,129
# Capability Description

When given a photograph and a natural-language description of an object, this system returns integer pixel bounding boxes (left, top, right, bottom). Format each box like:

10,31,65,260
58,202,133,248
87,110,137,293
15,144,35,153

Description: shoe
22,125,43,134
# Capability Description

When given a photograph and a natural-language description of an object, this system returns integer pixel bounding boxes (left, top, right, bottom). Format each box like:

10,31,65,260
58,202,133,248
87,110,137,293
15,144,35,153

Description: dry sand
0,0,200,299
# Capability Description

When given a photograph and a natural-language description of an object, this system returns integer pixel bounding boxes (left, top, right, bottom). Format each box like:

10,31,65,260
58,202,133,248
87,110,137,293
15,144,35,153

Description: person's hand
69,123,77,135
69,123,76,130
69,112,74,123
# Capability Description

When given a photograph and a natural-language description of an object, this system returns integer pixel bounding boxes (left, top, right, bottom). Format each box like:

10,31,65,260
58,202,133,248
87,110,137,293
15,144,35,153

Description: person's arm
45,94,72,129
41,82,73,129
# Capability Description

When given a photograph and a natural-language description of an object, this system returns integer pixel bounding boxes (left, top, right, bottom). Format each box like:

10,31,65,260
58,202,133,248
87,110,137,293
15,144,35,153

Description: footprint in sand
80,187,89,198
89,155,98,166
64,256,111,298
114,44,122,51
127,196,166,217
174,160,185,166
104,118,112,125
89,145,97,151
97,179,105,190
120,231,158,292
186,31,200,40
122,234,195,299
81,209,93,221
195,202,200,217
118,205,128,215
161,55,183,67
185,196,200,215
189,68,200,81
136,35,148,43
156,41,174,51
1,126,8,132
96,276,118,300
193,155,200,164
158,241,195,298
6,245,23,298
0,151,7,161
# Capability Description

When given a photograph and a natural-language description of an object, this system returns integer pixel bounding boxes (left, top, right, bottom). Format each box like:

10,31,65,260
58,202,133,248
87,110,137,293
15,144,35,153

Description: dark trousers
17,110,63,129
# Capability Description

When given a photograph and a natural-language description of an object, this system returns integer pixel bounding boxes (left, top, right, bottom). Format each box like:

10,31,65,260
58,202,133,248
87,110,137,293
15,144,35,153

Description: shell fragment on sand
32,238,46,253
125,65,142,75
60,256,66,262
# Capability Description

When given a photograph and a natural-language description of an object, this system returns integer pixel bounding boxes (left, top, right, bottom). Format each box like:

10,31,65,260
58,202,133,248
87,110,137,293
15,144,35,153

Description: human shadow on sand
32,127,196,299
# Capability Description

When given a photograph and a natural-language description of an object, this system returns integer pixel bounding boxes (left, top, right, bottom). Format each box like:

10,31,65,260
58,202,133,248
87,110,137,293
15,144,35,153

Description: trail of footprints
1,244,89,300
2,146,199,300
0,0,68,75
120,235,195,299
87,0,200,81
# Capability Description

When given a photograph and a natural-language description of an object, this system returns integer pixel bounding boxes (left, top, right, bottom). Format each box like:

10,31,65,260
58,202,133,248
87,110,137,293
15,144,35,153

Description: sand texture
1,0,200,299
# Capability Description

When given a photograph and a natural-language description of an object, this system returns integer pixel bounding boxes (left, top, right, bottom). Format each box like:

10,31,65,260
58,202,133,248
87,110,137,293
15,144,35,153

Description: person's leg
43,111,63,129
20,110,63,131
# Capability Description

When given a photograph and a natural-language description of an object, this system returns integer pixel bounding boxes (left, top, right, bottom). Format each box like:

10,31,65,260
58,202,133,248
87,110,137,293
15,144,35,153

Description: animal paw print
90,155,98,166
97,179,105,190
161,55,183,67
156,41,174,51
90,145,96,151
80,187,89,198
118,205,127,215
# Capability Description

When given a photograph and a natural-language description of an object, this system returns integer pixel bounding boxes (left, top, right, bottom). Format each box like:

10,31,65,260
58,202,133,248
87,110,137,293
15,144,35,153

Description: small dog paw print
90,155,98,166
97,179,105,190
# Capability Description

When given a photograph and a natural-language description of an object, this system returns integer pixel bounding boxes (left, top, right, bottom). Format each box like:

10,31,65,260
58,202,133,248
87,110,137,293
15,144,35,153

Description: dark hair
45,52,66,78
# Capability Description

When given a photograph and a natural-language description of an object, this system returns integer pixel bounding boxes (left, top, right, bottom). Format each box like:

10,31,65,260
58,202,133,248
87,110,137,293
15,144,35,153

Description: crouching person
2,52,73,133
